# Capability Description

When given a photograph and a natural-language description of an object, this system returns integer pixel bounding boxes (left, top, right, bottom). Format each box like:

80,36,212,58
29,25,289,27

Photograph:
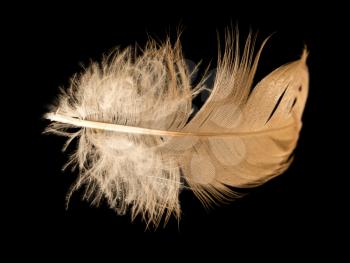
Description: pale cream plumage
45,31,308,227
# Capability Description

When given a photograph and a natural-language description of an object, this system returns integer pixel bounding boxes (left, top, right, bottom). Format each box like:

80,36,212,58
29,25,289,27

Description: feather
44,31,308,227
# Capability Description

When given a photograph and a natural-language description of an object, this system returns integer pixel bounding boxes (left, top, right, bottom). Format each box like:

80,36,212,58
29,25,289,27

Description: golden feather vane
44,31,308,227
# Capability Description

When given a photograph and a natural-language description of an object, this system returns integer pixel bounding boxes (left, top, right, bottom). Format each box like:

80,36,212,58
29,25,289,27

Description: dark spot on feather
298,85,302,92
265,87,288,124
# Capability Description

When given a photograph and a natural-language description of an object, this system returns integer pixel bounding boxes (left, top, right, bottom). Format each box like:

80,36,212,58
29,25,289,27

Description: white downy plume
45,31,308,227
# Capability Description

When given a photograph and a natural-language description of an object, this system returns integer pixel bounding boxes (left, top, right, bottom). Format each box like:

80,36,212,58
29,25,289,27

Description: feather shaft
46,112,297,137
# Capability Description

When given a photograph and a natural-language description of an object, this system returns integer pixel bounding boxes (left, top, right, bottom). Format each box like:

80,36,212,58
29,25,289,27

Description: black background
10,1,347,257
